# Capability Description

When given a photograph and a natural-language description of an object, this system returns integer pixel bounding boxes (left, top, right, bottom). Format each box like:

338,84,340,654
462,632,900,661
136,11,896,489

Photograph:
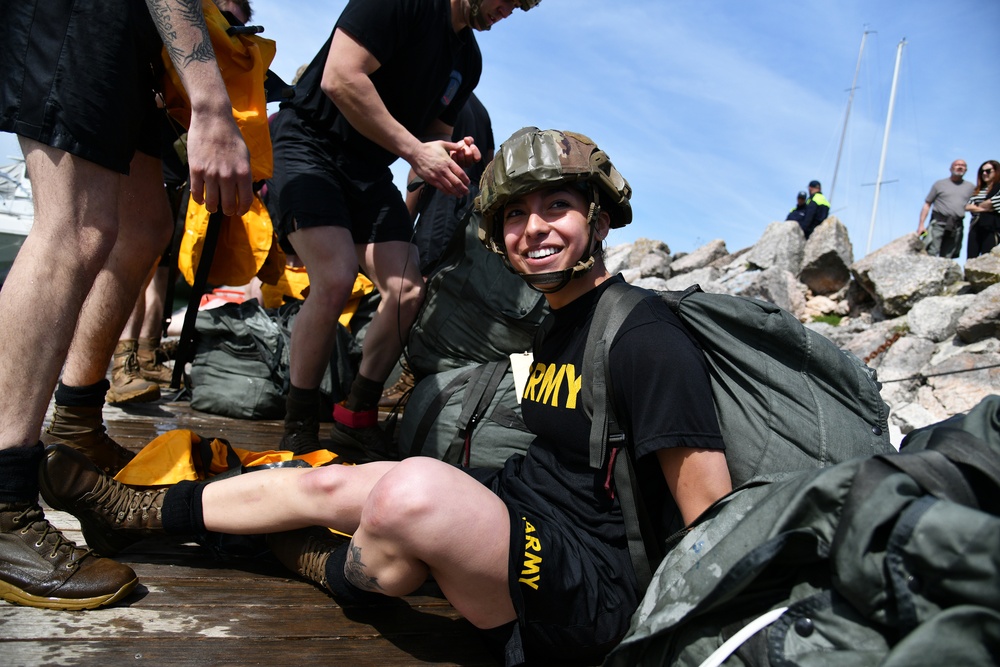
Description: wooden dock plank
0,398,499,666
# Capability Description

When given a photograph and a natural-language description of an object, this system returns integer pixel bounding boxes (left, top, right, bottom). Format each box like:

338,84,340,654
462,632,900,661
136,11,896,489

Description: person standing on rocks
786,191,808,224
800,180,830,239
917,159,975,259
965,160,1000,259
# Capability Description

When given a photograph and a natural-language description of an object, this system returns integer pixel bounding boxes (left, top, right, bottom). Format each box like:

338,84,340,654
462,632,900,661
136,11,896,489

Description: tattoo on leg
343,542,385,593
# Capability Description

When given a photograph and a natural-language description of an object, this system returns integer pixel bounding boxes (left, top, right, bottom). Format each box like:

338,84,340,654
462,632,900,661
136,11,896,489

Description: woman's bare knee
359,458,450,541
296,461,397,528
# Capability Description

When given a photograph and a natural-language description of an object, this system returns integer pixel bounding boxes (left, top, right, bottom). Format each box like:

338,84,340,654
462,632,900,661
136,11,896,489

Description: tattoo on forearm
146,0,215,69
344,543,385,593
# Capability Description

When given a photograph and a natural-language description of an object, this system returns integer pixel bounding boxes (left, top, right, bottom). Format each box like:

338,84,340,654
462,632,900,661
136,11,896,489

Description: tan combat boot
136,337,173,385
377,365,416,412
107,339,160,405
39,444,166,557
42,404,136,475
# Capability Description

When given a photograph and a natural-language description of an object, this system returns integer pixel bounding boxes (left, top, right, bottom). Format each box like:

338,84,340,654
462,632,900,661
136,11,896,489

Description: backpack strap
582,281,658,589
407,366,478,458
583,282,649,468
453,359,511,466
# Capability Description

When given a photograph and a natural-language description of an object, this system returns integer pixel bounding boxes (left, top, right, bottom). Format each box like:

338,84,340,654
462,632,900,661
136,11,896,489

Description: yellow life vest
159,0,275,181
162,1,283,287
114,429,336,487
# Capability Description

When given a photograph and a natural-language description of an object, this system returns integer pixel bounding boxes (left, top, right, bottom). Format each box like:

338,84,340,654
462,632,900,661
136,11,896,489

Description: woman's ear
595,209,611,241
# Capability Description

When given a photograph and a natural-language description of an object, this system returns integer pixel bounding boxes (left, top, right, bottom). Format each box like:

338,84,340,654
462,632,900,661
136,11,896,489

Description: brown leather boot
265,527,349,591
377,366,416,411
42,403,135,476
136,337,173,385
107,339,160,405
0,501,137,609
39,444,166,557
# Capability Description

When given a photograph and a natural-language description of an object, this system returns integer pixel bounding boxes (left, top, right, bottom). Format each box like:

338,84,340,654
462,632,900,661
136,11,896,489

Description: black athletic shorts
0,0,163,174
266,108,412,245
469,464,638,665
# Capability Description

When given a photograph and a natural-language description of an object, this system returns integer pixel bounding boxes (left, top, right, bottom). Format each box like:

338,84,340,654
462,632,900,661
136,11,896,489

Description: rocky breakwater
606,216,1000,443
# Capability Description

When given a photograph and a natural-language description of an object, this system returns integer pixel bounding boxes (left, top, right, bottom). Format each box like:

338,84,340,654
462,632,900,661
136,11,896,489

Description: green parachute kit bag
399,358,534,469
605,395,1000,666
576,281,895,588
405,209,548,378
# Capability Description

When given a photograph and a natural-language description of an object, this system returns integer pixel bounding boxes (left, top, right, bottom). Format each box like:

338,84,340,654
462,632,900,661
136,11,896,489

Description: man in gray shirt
917,159,975,258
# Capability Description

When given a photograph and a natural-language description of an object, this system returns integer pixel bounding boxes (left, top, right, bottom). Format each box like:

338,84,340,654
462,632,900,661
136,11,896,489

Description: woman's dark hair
976,160,1000,191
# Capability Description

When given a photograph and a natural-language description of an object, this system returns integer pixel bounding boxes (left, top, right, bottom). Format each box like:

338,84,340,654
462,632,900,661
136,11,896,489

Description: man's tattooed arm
145,0,214,69
344,542,386,593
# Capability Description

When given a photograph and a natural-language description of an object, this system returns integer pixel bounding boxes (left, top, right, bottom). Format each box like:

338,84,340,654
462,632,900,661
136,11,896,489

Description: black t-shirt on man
286,0,482,180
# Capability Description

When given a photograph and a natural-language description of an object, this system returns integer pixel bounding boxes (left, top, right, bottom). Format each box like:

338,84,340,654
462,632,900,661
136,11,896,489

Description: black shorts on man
0,0,163,173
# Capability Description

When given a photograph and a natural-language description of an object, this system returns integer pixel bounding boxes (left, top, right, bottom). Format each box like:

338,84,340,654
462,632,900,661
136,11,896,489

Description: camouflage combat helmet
469,0,542,31
475,127,632,292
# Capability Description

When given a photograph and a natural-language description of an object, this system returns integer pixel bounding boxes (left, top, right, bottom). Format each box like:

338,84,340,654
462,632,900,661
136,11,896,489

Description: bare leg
286,226,359,389
139,266,169,340
347,458,514,629
201,460,396,535
200,457,515,629
355,241,425,383
119,265,158,341
60,152,173,387
0,138,120,448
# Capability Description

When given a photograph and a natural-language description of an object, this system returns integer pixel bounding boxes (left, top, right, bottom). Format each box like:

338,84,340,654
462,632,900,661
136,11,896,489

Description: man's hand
146,0,253,216
449,136,482,168
187,109,253,216
409,138,482,197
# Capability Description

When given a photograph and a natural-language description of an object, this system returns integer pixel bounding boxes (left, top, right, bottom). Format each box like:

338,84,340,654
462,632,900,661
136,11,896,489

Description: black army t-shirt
502,275,724,549
286,0,482,177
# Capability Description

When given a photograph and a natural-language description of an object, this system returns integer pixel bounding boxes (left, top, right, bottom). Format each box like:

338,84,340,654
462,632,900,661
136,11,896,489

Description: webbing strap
195,436,242,480
582,281,658,590
583,282,648,469
173,210,224,390
833,428,1000,556
613,449,655,590
458,359,509,435
450,359,510,466
408,366,477,458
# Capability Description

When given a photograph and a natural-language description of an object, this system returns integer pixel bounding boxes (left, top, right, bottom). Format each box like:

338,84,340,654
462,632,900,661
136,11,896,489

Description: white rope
697,606,789,667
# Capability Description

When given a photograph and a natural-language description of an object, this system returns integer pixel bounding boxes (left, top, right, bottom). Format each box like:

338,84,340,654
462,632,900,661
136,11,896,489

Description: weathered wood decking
0,398,498,667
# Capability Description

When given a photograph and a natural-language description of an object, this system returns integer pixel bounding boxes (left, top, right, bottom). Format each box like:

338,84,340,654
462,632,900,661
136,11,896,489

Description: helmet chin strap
515,200,601,294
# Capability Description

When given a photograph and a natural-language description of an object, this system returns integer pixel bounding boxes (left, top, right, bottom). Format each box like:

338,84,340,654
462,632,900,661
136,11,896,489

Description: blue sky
2,1,997,261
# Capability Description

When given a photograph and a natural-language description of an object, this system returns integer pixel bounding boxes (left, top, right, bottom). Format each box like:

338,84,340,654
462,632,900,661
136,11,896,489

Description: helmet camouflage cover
476,127,632,257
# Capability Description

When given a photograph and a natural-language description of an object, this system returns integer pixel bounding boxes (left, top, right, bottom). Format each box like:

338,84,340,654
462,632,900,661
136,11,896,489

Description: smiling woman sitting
40,127,732,667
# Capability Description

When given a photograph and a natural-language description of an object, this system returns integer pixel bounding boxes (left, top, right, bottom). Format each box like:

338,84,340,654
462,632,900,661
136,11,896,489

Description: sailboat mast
830,29,871,203
866,38,906,255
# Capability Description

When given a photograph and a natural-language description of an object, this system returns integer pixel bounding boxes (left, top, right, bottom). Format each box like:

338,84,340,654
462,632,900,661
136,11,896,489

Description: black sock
53,379,110,408
344,374,383,412
323,541,386,606
0,442,44,504
162,480,206,534
285,384,319,423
